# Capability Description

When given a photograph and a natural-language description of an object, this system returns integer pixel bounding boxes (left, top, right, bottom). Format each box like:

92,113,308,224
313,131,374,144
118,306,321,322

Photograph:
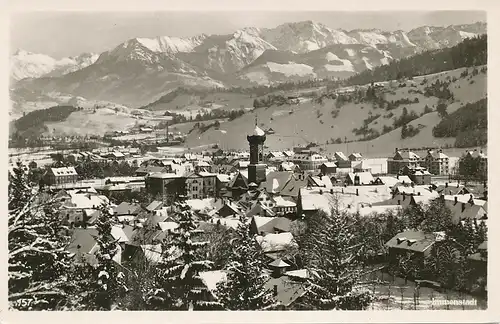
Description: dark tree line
345,34,487,86
433,98,487,147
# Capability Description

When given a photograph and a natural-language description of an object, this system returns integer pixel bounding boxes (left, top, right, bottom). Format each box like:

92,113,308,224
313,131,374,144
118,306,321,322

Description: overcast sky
10,11,486,58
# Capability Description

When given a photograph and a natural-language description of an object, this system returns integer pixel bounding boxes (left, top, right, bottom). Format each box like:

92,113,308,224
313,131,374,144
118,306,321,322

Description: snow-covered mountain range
11,50,99,81
11,20,486,109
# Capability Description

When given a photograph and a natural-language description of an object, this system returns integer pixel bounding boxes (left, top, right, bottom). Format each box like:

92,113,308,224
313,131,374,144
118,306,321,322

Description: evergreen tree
68,205,127,310
8,162,73,310
420,199,453,233
296,210,372,310
147,202,222,310
427,241,469,291
215,219,275,310
88,206,128,309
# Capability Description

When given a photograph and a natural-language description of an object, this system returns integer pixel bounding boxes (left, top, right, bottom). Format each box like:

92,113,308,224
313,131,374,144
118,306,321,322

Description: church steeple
247,117,267,185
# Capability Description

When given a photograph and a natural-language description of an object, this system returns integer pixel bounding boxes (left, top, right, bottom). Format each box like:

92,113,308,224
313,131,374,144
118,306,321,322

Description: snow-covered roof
256,232,297,253
299,189,335,214
147,172,181,179
321,162,337,168
347,172,374,185
111,151,125,158
66,193,108,209
111,225,132,243
186,198,216,212
268,259,290,268
209,217,242,229
334,152,348,161
196,161,211,167
285,269,312,279
273,196,297,208
375,176,400,187
347,204,403,217
428,151,449,159
158,221,179,232
51,166,78,176
198,171,217,177
216,174,231,182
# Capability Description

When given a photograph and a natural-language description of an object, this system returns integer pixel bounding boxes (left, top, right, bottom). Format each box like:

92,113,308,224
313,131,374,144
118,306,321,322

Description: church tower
247,117,267,185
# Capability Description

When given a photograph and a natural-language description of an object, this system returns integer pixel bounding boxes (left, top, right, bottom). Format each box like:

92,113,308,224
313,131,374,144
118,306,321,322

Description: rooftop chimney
356,189,359,196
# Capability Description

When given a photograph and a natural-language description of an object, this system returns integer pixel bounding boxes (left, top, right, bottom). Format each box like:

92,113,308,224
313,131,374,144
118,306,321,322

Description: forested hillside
345,35,487,85
433,98,487,148
14,105,77,132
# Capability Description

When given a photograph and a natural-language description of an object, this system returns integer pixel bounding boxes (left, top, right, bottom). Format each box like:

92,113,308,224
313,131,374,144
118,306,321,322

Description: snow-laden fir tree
215,217,275,310
75,205,128,310
296,209,373,310
8,162,73,310
146,201,223,310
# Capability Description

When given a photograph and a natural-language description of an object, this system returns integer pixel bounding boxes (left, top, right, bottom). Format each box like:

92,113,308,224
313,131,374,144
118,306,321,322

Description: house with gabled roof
442,194,487,224
216,200,246,219
307,174,334,188
228,171,249,199
435,183,470,196
334,152,351,168
250,216,292,236
349,152,363,161
66,227,122,266
385,230,443,262
45,167,78,185
319,162,337,175
387,148,421,175
345,172,374,186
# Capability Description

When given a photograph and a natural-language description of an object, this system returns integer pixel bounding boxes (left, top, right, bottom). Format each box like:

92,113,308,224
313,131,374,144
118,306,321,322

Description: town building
398,165,432,185
348,152,363,162
424,149,450,175
291,151,328,171
334,152,351,168
387,148,421,175
185,172,217,199
385,230,444,266
319,162,337,175
44,167,79,186
145,173,185,203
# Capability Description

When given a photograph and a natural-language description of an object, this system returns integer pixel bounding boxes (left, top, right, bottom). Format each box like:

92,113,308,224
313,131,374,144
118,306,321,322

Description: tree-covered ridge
14,105,77,133
140,78,339,110
432,98,487,147
345,34,487,86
